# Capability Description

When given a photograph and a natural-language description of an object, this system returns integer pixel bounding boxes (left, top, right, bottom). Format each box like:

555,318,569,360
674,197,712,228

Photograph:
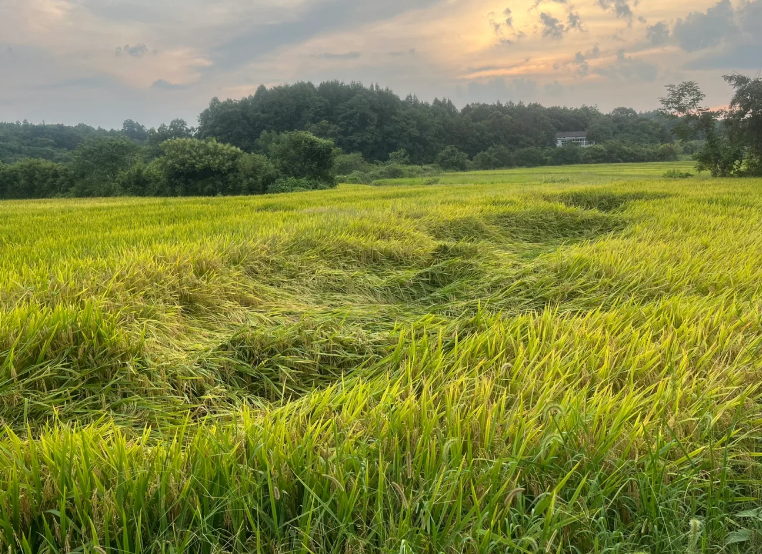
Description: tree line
0,132,337,199
0,75,759,199
1,81,674,166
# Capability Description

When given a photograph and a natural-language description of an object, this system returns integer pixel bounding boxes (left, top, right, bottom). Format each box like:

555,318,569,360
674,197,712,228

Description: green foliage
514,146,547,167
267,177,313,194
657,143,680,161
122,119,149,143
660,76,762,177
0,158,72,199
238,153,280,194
387,148,410,165
436,145,469,171
586,119,615,143
269,131,337,187
196,81,673,163
549,144,583,166
334,152,370,176
146,118,195,158
724,74,762,176
663,169,693,179
0,121,119,164
472,145,514,170
68,136,142,195
582,144,609,164
160,138,254,196
114,160,167,196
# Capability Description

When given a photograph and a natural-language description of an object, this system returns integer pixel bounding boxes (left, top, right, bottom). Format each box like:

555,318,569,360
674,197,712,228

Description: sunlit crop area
1,162,761,553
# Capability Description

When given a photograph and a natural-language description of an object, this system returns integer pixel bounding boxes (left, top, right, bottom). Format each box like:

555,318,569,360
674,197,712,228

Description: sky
0,0,760,129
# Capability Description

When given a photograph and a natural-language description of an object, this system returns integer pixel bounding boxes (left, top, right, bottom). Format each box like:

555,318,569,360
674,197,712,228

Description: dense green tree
334,152,370,175
122,120,149,143
148,119,196,158
388,149,410,165
69,137,142,195
0,121,117,164
269,131,337,187
549,144,583,166
582,144,609,164
513,147,547,167
436,146,469,171
238,153,280,195
660,81,744,177
0,158,72,199
724,74,762,175
196,81,673,165
586,120,615,144
159,138,248,196
472,145,514,170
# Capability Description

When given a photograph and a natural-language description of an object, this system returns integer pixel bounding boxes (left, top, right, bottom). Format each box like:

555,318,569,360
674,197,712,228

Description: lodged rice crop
0,162,761,553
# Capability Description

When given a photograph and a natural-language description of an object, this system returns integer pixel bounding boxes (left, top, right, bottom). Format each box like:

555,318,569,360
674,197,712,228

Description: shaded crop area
0,163,761,553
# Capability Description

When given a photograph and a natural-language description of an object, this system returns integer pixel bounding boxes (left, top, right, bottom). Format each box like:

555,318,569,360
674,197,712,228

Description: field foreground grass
1,162,761,553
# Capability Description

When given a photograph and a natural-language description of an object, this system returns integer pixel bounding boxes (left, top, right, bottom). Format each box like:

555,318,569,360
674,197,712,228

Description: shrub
436,146,469,171
472,145,514,170
513,147,547,167
267,176,337,194
68,137,141,196
334,152,370,176
657,144,680,161
238,153,280,195
388,149,411,165
549,144,583,166
369,164,407,180
267,177,313,194
663,169,694,179
341,171,373,185
0,158,73,199
115,160,166,196
582,144,609,164
160,138,247,196
269,131,337,187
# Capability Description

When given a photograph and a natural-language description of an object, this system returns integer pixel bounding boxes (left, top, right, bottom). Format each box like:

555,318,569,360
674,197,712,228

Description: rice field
1,161,761,553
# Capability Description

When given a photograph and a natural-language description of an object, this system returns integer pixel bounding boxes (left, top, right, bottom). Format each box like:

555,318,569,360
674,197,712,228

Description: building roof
556,131,587,138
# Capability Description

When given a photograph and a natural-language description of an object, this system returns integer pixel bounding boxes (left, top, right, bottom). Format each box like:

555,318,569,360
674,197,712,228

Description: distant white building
556,132,593,148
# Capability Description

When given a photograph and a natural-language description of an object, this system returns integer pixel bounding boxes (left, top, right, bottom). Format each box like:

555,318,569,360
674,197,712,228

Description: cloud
673,0,737,52
567,12,583,32
532,0,569,8
115,44,149,58
739,0,762,34
685,44,762,70
489,8,519,44
596,0,635,23
27,76,120,92
466,77,538,104
646,22,670,46
671,0,762,69
151,79,190,91
572,44,600,76
211,0,447,71
317,52,361,60
540,12,565,39
388,49,417,57
545,80,565,97
3,0,759,128
594,49,658,82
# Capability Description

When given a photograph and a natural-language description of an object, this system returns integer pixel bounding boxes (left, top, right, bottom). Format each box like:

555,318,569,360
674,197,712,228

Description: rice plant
0,162,760,553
